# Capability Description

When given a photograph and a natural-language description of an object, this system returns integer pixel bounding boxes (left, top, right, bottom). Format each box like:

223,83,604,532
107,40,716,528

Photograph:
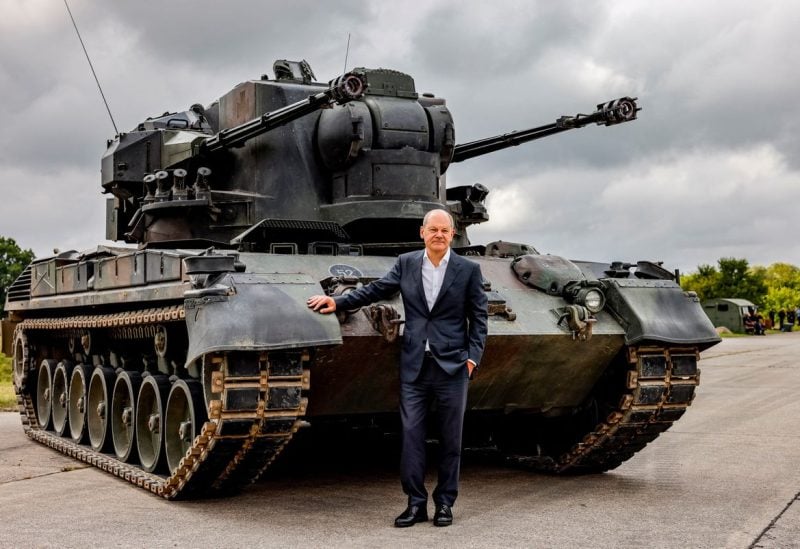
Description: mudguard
602,278,720,350
184,273,342,365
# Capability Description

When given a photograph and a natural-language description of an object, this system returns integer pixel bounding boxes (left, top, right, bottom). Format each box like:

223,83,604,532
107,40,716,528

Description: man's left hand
467,359,476,378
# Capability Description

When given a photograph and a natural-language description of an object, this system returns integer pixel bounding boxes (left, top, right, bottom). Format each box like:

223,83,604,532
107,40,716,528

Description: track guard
602,279,720,349
184,273,342,366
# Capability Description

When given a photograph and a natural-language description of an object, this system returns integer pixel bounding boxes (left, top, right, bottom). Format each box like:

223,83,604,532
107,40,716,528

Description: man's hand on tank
307,295,336,314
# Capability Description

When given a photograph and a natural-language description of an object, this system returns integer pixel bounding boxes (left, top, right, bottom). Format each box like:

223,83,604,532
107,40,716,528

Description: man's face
420,211,454,255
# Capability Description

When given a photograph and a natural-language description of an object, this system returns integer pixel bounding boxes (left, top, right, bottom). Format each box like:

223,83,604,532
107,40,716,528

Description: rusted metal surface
556,305,596,341
363,303,403,343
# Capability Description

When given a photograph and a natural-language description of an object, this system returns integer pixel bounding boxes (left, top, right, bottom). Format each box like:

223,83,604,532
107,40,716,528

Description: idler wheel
164,379,207,475
68,364,93,443
111,370,143,462
87,367,116,452
36,359,58,430
136,374,170,473
11,331,30,391
51,360,75,436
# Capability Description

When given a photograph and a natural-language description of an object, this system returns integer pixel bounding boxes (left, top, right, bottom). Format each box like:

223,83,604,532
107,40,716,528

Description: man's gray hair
422,208,454,228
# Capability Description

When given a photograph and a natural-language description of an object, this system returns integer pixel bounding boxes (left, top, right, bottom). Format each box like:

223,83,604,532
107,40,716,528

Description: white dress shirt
422,248,449,353
422,247,450,311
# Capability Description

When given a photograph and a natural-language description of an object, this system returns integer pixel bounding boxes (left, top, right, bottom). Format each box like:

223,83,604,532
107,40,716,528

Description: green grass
718,327,797,338
0,353,15,411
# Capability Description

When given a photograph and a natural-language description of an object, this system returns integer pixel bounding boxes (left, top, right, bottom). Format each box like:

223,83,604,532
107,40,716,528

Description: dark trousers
399,355,469,507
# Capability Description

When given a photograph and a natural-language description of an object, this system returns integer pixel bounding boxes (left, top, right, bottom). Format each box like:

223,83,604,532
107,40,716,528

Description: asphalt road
1,333,799,548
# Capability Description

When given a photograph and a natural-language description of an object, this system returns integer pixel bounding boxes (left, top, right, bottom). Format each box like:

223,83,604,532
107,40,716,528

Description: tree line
680,257,800,312
0,236,35,315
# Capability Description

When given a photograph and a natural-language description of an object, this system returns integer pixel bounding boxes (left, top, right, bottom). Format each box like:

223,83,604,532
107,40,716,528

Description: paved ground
1,333,800,548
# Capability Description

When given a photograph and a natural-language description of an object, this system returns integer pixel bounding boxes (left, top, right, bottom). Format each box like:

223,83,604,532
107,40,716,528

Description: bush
0,354,15,410
0,236,35,315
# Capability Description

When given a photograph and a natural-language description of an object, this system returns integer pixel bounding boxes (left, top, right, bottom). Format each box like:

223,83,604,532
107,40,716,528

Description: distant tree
680,264,719,302
0,236,35,315
762,286,800,314
761,263,800,311
715,257,767,305
680,257,767,306
763,263,800,290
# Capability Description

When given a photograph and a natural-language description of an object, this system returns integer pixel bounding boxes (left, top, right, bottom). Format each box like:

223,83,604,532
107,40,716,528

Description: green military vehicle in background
701,298,758,333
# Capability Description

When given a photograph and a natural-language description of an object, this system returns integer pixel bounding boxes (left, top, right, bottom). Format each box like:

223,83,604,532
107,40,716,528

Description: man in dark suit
307,209,488,527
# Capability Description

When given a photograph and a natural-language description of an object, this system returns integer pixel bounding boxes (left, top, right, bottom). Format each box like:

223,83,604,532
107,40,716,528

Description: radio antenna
63,0,119,134
343,33,351,74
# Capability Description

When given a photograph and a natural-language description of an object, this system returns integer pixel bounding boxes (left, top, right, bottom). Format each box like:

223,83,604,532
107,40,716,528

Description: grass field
0,354,15,410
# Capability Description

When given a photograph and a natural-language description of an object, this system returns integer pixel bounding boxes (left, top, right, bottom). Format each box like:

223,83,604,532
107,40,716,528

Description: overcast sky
1,0,798,273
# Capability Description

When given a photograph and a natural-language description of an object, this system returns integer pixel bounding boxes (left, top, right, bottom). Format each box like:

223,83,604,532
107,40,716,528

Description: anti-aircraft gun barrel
202,72,367,154
451,96,639,163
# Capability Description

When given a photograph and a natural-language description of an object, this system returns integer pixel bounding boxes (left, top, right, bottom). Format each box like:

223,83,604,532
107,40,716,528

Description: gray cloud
1,0,798,274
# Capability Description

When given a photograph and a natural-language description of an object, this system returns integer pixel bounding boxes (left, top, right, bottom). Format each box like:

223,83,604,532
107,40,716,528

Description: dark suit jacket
334,250,489,383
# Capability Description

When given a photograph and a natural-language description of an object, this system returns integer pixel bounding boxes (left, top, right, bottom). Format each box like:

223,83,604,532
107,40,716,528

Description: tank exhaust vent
6,264,33,302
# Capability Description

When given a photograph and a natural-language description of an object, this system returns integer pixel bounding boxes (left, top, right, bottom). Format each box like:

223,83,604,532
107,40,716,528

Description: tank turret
103,65,366,247
102,60,638,254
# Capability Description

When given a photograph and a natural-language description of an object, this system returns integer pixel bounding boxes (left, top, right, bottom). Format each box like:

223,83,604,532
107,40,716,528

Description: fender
602,278,720,350
183,272,342,366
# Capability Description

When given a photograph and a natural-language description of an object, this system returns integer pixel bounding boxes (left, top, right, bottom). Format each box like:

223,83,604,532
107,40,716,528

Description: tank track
508,345,700,473
13,305,310,499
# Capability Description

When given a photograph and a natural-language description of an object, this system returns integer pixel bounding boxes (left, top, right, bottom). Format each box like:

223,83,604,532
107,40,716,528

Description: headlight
575,287,605,313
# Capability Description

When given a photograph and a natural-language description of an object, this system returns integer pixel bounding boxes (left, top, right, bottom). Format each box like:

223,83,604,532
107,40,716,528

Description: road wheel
87,367,116,452
136,374,170,473
164,379,207,475
51,360,75,436
36,359,57,430
111,370,143,462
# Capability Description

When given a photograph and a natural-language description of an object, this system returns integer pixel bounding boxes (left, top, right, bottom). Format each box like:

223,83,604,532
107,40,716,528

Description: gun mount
101,60,639,253
201,72,366,154
102,66,367,246
451,97,639,163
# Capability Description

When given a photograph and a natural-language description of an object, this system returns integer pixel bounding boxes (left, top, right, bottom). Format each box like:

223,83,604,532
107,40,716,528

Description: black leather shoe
433,503,453,527
394,505,428,527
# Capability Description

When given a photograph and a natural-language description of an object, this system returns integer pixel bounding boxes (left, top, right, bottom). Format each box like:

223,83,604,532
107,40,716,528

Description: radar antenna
63,0,119,135
343,33,352,75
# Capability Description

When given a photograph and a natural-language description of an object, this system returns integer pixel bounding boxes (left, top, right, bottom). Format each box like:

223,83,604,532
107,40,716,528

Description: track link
509,345,700,473
13,305,309,499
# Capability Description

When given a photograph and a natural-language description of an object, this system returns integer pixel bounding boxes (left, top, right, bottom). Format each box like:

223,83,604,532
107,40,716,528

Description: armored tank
2,59,720,499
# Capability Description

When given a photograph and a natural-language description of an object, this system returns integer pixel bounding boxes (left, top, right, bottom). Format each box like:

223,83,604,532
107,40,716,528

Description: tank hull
3,247,719,497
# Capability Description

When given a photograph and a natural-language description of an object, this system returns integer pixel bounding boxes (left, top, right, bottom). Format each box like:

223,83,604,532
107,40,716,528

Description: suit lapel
411,250,428,313
431,253,462,313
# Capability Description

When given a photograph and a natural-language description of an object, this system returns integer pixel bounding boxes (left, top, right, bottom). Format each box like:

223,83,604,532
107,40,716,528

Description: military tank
1,59,720,499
